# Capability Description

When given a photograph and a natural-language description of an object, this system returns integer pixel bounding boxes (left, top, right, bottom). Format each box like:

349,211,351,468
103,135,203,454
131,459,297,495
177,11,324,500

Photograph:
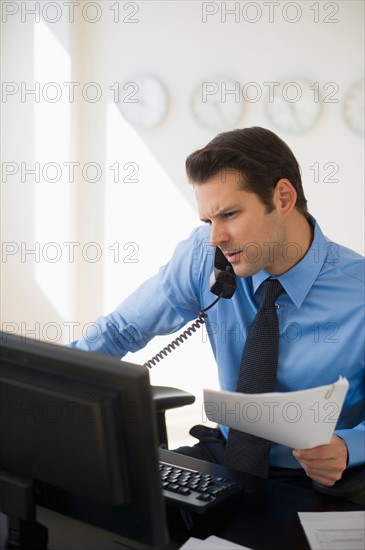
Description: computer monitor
0,332,170,549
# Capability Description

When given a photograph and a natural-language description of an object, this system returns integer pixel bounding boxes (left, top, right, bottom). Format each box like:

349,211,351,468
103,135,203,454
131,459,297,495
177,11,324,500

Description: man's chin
232,263,261,278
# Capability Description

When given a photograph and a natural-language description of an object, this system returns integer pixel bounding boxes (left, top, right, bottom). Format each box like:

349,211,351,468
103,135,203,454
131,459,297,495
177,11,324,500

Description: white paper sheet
298,511,365,550
179,535,252,549
204,377,349,449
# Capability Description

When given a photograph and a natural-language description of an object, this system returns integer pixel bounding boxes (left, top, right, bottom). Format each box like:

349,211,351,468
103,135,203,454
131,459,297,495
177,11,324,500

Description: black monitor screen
0,332,170,549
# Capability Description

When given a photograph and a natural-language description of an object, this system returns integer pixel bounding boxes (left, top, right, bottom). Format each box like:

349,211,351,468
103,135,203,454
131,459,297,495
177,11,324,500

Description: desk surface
1,449,362,550
160,449,364,550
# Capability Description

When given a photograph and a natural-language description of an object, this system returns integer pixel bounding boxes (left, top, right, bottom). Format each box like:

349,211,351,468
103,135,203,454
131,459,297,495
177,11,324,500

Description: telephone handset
144,248,236,368
209,246,236,299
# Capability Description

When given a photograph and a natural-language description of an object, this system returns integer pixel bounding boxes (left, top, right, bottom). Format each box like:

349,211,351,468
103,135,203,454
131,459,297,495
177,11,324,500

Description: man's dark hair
185,126,309,218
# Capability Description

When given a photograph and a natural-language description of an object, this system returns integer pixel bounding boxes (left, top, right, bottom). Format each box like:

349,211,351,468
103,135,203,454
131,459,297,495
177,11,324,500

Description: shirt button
275,304,280,309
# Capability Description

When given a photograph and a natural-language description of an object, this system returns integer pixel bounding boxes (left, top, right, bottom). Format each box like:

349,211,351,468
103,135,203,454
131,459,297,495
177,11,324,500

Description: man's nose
210,223,227,248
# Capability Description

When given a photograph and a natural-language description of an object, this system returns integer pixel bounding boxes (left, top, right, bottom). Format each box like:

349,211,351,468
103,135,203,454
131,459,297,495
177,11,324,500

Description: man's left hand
293,435,348,486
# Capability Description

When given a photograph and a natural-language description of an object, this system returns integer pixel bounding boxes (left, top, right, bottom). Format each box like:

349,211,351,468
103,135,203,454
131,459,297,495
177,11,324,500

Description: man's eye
223,211,236,218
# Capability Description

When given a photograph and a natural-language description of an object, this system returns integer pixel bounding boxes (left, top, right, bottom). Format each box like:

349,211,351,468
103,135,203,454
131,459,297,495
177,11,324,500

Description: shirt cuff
335,428,365,467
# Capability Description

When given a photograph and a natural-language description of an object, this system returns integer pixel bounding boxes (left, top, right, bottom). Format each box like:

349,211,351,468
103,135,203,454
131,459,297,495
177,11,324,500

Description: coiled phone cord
143,294,222,369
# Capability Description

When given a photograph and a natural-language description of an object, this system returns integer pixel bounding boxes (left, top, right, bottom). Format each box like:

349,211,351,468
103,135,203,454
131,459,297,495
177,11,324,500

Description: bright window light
33,19,71,320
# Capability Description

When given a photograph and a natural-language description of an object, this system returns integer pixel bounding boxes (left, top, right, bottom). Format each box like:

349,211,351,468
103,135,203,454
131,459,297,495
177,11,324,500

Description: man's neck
270,212,314,276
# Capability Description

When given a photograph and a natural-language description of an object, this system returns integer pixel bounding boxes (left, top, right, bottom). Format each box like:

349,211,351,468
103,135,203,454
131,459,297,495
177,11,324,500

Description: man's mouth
225,250,242,263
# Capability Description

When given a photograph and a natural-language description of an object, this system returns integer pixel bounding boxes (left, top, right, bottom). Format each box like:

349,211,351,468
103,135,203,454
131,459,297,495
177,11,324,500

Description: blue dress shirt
69,218,365,469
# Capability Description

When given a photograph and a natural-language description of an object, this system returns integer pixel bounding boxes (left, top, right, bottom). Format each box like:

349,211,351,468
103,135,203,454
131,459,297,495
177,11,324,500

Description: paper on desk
204,377,349,449
179,535,252,549
298,511,365,550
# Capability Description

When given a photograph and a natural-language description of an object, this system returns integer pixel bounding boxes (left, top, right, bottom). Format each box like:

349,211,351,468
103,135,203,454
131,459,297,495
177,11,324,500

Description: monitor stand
0,470,48,550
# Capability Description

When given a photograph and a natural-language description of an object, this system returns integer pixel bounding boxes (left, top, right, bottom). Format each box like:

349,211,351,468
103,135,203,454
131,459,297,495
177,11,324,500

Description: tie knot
260,279,284,309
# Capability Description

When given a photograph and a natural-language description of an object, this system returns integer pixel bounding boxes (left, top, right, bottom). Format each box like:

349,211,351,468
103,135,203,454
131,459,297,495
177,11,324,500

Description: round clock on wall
118,75,168,129
343,79,364,136
191,77,245,131
265,78,322,134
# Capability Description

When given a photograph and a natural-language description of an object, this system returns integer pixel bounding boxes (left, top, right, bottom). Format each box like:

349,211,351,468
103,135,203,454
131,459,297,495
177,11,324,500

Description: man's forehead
194,177,248,220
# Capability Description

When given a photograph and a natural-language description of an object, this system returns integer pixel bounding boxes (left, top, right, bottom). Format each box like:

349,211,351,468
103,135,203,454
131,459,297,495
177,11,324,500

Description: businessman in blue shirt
69,127,365,488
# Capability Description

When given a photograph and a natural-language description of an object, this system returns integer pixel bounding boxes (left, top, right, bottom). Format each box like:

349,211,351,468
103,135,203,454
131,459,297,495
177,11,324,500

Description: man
69,127,364,488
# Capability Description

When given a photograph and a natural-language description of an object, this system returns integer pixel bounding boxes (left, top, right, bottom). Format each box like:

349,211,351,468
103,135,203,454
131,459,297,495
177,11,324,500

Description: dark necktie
223,278,284,478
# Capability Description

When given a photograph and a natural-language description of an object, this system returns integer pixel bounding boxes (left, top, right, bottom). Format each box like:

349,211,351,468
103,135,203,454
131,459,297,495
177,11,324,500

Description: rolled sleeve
68,226,210,357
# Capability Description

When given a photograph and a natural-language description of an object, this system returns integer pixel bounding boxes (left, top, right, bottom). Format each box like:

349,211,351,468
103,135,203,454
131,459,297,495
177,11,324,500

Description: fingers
292,435,348,486
293,445,332,461
294,457,343,486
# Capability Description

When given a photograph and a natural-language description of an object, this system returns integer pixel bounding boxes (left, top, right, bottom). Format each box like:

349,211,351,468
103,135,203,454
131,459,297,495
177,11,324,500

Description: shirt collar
252,217,328,308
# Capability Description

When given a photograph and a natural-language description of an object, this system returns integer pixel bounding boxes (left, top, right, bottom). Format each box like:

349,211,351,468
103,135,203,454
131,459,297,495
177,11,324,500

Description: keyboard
159,461,244,513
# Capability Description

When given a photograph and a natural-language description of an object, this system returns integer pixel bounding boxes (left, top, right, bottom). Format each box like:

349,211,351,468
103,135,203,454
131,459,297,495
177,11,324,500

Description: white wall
1,1,364,446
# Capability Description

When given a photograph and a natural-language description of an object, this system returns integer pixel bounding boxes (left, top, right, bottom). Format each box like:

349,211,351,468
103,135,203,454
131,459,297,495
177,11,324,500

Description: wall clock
118,75,168,129
265,78,322,134
191,77,245,131
343,79,364,136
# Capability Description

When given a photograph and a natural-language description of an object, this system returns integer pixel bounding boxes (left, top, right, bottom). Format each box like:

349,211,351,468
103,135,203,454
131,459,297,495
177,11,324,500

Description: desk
160,449,364,550
1,449,363,550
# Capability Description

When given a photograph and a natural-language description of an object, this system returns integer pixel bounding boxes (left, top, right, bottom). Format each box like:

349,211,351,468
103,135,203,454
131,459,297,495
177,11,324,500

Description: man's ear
273,178,297,217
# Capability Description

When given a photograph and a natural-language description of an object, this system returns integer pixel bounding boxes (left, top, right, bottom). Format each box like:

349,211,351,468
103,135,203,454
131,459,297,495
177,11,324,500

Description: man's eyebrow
199,204,242,223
